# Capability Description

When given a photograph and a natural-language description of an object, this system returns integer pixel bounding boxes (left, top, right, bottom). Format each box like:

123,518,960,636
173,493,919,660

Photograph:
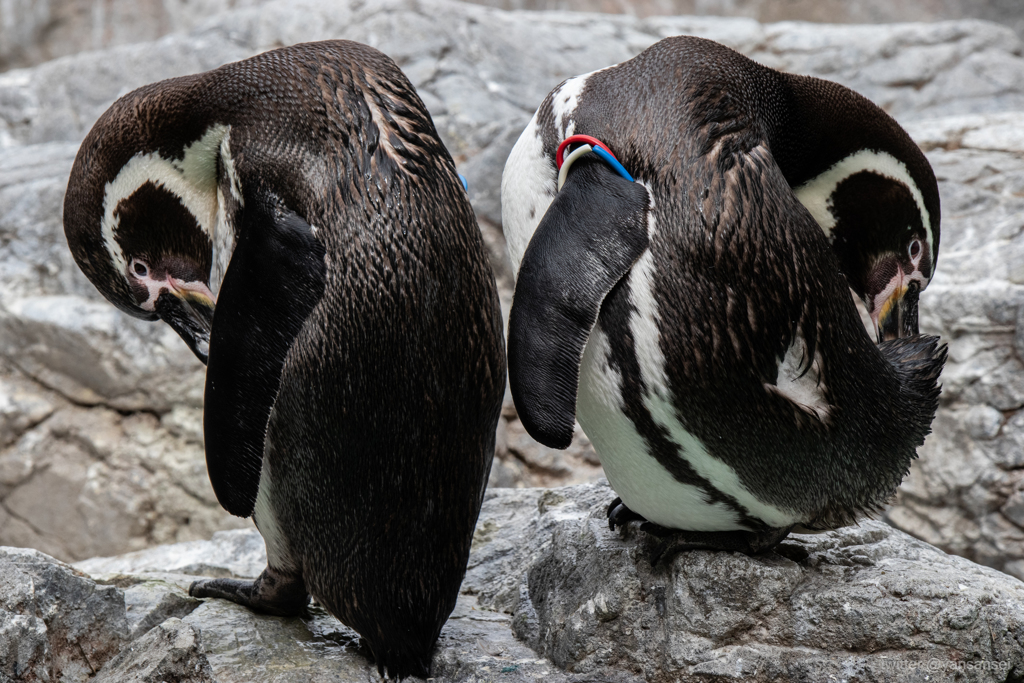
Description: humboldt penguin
502,36,945,553
64,40,506,678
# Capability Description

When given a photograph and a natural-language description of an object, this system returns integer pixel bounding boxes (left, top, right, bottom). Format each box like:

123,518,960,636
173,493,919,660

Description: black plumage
65,41,505,679
503,36,945,549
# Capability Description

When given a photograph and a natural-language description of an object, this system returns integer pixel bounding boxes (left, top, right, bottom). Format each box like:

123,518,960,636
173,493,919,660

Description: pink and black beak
154,280,216,364
864,255,924,341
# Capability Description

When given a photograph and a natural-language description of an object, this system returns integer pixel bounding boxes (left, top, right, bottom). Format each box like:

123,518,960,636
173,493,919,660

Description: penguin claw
189,567,310,618
640,525,797,565
607,497,648,531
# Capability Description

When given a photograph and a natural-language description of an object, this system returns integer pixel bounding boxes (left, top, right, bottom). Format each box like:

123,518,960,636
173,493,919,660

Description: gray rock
512,484,1024,681
0,402,248,563
0,0,276,74
0,373,54,449
77,528,265,579
0,546,127,682
93,617,215,683
0,295,205,411
879,113,1024,581
46,483,1024,682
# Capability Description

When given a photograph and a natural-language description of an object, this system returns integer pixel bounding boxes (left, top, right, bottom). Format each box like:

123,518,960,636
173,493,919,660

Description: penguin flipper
508,157,650,449
203,194,327,518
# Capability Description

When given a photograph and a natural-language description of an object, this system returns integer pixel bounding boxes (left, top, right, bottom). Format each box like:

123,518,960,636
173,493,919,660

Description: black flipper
203,190,327,517
508,157,650,449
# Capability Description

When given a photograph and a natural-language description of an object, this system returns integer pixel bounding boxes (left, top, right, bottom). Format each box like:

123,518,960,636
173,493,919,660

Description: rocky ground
2,0,1024,679
2,483,1021,682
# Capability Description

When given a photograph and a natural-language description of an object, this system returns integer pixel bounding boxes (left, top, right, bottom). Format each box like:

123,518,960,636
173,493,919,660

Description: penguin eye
131,259,149,278
908,239,921,260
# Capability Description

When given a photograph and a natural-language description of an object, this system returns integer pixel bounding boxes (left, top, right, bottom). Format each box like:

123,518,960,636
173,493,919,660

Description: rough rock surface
4,0,1023,74
2,0,1024,577
7,483,1011,682
0,546,128,681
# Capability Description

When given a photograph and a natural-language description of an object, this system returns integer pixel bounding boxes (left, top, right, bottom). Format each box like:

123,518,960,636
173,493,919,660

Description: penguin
63,40,506,679
501,36,946,553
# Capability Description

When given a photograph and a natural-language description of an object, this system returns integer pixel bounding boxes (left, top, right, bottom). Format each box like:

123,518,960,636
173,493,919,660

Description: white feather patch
502,115,555,275
765,329,831,423
577,327,744,531
252,443,297,573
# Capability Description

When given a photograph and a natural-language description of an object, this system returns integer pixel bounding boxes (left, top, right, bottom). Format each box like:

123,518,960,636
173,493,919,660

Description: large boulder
42,483,1024,682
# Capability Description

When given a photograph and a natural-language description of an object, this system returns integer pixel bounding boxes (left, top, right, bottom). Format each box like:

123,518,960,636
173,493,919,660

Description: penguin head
783,76,940,342
64,87,227,364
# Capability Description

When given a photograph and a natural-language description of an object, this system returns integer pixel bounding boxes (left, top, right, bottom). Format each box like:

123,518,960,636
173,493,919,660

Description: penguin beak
154,286,216,365
873,279,920,341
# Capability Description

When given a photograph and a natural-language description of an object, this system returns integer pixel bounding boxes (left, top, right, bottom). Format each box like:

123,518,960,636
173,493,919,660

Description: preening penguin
502,36,945,552
64,41,506,678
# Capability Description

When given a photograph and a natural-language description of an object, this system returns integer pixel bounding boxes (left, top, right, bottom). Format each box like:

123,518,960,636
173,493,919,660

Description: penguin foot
640,525,795,565
189,565,310,617
607,497,648,531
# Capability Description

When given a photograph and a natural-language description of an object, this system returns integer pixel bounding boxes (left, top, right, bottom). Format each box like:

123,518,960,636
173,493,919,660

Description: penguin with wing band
64,41,506,679
502,36,945,553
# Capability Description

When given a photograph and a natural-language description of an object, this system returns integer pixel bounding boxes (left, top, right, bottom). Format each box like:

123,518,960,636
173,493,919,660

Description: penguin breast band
556,135,634,190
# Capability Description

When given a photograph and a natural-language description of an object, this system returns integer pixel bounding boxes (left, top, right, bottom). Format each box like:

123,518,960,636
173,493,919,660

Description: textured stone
53,484,1024,682
0,402,248,563
0,295,205,411
509,484,1024,682
93,617,215,683
0,546,128,682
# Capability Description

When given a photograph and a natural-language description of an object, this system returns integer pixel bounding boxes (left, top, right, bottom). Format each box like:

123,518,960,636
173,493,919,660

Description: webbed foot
607,497,648,531
189,565,309,617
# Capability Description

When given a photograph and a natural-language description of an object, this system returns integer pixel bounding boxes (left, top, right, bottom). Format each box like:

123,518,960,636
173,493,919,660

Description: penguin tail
878,334,947,445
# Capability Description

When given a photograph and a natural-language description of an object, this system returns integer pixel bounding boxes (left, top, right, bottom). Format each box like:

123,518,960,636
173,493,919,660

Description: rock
26,483,1018,681
93,618,215,683
0,401,248,563
0,0,277,74
881,112,1024,581
0,546,127,682
77,528,266,579
472,0,1024,40
0,295,205,411
0,372,54,449
511,485,1024,681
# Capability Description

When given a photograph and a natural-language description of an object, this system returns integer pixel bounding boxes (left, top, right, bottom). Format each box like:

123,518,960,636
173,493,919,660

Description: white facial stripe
210,132,241,298
220,130,244,206
136,274,169,312
100,123,231,279
793,148,933,257
502,115,556,275
764,329,831,423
